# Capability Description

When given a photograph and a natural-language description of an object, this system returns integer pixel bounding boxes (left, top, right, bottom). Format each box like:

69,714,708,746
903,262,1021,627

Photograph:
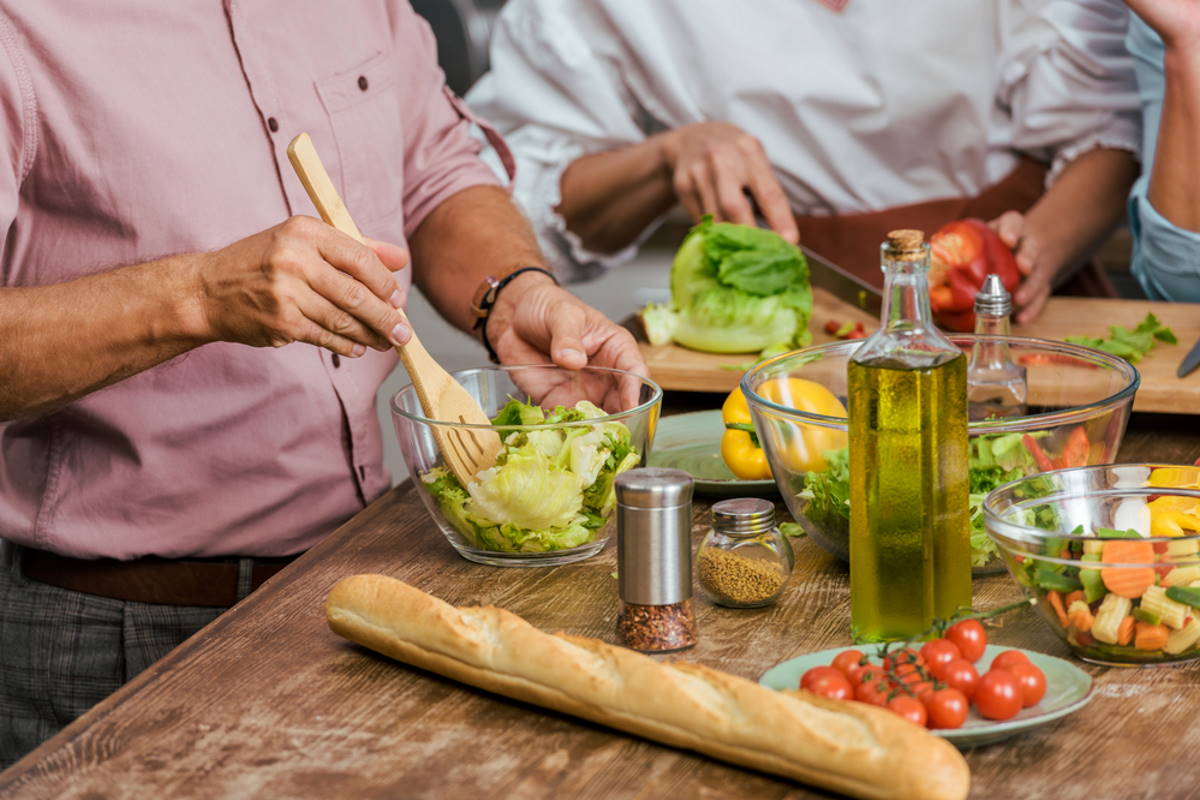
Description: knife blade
1178,335,1200,378
800,245,883,316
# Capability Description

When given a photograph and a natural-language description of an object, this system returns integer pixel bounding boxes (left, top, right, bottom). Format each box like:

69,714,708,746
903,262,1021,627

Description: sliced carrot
1133,622,1169,651
1101,540,1157,598
1116,615,1135,646
1068,604,1095,633
1065,590,1086,607
1057,426,1091,469
1047,590,1069,627
1023,434,1056,473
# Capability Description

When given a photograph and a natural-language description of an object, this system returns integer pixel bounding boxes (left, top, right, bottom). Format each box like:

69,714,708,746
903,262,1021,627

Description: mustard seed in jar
697,498,793,608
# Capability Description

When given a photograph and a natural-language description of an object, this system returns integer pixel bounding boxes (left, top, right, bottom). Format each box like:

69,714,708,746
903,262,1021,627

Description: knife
801,245,883,316
1179,335,1200,378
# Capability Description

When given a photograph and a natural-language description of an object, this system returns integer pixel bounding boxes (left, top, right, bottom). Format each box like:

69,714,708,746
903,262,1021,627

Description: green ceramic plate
647,409,777,497
760,644,1093,748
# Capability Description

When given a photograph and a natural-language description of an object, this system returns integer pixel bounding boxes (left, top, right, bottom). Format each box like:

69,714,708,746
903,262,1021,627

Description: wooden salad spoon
287,132,501,486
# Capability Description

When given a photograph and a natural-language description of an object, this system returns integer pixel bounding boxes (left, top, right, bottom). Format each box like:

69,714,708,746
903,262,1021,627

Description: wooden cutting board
637,291,1200,413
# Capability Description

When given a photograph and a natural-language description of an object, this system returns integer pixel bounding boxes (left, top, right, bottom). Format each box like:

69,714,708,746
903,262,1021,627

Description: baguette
325,573,969,800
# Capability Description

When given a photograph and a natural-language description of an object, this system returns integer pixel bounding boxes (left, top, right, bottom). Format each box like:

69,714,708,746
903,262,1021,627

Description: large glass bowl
985,464,1200,666
392,364,662,567
742,336,1139,572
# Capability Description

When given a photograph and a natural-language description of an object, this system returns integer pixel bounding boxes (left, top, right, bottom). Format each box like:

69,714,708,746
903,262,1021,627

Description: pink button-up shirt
0,2,503,559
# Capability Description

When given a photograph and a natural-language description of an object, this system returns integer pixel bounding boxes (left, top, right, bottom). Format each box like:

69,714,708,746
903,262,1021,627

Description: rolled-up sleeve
466,0,654,283
997,0,1140,185
395,5,505,238
1126,14,1200,302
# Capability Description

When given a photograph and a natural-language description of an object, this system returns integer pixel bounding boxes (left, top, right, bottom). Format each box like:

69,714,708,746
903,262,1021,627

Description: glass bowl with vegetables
742,336,1139,573
392,365,662,567
985,464,1200,666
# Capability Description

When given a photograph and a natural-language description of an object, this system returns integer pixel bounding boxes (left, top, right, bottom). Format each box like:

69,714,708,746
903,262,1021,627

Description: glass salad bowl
985,464,1200,666
742,336,1139,573
392,364,662,567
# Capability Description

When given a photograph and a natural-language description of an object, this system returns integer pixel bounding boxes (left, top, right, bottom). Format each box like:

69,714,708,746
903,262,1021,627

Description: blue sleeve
1126,14,1200,302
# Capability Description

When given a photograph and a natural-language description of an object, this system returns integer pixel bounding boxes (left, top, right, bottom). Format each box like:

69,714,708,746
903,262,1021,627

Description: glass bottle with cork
848,229,971,642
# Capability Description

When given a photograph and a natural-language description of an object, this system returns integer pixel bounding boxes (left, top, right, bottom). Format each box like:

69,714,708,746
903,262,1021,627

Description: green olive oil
848,230,972,643
848,353,971,641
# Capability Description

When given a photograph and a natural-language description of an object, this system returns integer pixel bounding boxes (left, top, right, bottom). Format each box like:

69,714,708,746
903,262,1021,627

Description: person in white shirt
467,0,1141,322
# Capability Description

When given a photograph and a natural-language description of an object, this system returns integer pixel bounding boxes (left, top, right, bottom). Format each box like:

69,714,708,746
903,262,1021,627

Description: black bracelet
471,266,559,363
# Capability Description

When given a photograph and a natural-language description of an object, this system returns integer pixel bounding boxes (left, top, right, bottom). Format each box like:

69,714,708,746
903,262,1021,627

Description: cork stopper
884,229,927,263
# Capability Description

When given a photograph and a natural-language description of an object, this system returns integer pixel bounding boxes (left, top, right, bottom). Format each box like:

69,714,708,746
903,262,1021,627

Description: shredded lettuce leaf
420,398,640,553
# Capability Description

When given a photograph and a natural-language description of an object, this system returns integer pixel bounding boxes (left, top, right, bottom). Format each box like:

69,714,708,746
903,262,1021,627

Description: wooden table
2,411,1199,799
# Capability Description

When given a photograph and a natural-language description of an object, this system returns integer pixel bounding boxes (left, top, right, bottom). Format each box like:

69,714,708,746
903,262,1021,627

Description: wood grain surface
1,415,1198,799
640,294,1200,414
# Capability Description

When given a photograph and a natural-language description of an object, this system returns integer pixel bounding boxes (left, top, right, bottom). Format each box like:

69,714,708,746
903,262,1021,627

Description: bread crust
325,573,969,800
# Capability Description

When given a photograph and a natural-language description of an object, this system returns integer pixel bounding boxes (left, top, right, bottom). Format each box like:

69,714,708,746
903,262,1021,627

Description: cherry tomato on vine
801,666,842,691
946,619,987,662
883,648,924,670
938,658,980,700
832,649,865,677
919,638,962,676
910,680,936,705
887,695,928,726
975,669,1023,720
925,687,969,729
855,680,890,707
1006,661,1047,707
990,649,1030,673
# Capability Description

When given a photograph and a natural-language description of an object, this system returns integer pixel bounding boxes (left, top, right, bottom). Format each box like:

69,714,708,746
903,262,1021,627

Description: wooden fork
286,132,501,486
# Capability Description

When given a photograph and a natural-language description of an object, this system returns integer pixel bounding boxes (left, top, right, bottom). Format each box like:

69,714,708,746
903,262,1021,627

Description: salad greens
422,398,641,553
799,432,1051,567
641,217,813,355
1064,312,1177,363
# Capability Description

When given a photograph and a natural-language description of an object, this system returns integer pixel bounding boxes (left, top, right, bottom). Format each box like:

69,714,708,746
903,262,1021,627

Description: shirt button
331,353,341,368
267,117,279,133
357,75,369,91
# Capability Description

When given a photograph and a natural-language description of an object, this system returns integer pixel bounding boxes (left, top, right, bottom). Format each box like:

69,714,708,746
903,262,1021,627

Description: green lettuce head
640,217,813,354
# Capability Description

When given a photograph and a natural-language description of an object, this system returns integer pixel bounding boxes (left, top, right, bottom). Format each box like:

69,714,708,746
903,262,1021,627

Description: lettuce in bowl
420,398,641,553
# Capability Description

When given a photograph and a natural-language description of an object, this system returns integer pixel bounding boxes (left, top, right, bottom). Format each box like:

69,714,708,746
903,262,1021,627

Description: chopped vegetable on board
1063,312,1177,364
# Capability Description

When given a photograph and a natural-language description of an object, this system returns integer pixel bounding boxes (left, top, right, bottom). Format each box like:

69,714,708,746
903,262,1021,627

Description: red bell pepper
928,218,1022,332
1055,426,1091,469
1022,434,1056,473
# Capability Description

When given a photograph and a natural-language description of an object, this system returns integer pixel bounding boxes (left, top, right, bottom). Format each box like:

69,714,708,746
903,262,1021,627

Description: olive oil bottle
848,230,971,642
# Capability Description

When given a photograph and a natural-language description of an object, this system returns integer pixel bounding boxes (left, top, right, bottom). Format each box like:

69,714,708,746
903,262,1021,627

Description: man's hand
484,271,648,411
663,122,798,243
990,210,1055,324
194,216,412,357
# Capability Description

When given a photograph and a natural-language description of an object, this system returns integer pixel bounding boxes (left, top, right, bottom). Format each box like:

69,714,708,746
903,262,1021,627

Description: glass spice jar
614,467,698,653
697,498,793,608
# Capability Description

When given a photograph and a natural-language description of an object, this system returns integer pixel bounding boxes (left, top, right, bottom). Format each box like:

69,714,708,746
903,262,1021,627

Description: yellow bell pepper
1147,467,1200,490
720,379,848,479
721,388,771,480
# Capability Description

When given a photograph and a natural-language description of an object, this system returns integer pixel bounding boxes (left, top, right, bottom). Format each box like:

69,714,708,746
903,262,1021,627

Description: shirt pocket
315,50,405,227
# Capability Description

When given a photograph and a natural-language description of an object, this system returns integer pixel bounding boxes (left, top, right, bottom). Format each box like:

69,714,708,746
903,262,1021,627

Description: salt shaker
697,498,793,608
967,273,1028,420
614,467,698,653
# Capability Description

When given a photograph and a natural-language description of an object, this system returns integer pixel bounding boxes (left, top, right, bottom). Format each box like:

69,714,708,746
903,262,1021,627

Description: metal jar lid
711,497,776,537
616,468,694,606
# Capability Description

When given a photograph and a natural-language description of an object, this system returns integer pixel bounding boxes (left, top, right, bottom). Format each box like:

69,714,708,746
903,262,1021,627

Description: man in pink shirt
0,2,644,766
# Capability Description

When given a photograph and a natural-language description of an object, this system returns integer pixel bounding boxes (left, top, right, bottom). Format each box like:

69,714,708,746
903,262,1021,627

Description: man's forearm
1024,147,1139,283
409,185,552,334
1148,47,1200,233
556,133,677,254
0,254,207,420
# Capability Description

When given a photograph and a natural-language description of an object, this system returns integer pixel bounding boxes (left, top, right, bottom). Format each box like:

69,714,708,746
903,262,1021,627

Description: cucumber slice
1133,607,1162,625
